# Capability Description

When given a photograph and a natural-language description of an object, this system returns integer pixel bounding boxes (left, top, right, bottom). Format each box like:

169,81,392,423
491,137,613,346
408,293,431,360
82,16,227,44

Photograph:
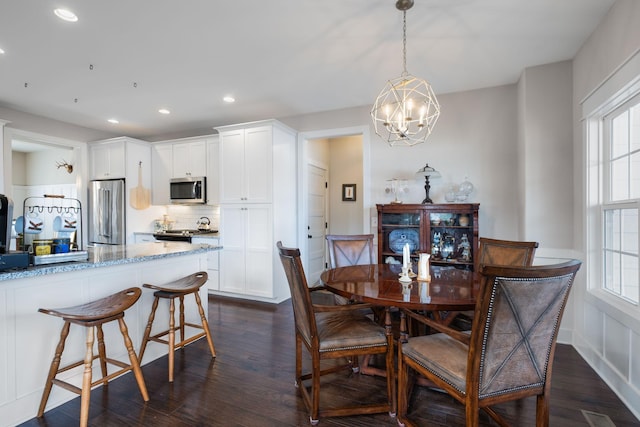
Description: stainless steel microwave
170,177,206,204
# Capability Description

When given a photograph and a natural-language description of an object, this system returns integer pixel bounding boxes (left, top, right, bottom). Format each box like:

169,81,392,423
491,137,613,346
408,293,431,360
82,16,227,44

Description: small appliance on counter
0,194,29,271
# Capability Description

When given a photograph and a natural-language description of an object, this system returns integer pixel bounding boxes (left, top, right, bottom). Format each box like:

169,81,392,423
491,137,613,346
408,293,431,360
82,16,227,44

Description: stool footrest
49,357,135,395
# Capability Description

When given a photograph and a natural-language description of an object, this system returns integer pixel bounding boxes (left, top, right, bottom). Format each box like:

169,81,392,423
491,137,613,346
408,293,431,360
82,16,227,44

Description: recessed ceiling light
0,48,5,55
158,108,171,115
54,8,78,22
107,118,119,124
223,96,235,103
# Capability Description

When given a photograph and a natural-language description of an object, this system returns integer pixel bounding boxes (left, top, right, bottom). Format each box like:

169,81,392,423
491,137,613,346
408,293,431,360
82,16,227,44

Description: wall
572,0,640,418
328,135,363,235
518,60,574,248
283,84,521,241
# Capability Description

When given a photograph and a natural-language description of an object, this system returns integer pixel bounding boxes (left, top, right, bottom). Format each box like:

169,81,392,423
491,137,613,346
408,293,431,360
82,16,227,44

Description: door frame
297,125,371,273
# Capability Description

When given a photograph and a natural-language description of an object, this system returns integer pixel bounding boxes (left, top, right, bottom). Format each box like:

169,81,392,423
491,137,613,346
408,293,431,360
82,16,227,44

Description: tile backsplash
164,205,220,231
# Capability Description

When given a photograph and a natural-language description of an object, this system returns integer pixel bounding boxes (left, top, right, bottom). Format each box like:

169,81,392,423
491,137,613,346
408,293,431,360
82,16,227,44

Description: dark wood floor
20,295,639,427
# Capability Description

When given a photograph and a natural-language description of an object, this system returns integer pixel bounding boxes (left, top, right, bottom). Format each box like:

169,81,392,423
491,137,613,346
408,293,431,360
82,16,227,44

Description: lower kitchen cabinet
219,204,273,298
191,236,220,291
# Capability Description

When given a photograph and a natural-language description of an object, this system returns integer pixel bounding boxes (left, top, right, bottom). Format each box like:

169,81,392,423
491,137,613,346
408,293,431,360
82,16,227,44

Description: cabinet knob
308,234,312,239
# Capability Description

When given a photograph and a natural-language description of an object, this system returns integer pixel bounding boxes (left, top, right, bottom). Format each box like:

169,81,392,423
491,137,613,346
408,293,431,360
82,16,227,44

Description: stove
153,229,218,242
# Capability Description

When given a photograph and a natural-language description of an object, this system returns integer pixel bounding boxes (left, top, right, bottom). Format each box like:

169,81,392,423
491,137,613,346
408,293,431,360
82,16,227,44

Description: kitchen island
0,242,222,427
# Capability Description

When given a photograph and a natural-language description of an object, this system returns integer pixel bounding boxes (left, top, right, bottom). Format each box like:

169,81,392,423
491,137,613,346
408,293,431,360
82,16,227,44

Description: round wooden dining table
319,263,478,343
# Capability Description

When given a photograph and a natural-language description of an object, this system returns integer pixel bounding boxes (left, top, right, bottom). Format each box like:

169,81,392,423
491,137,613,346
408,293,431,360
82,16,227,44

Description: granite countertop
0,242,222,281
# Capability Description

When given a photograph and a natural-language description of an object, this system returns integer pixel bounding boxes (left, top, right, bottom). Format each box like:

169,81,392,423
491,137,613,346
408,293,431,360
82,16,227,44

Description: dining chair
476,237,539,268
277,241,395,425
397,259,581,427
326,234,383,373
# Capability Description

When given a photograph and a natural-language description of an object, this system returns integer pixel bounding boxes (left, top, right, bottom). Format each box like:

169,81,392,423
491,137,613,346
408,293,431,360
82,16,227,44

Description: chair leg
139,296,159,362
79,326,95,427
38,321,71,417
536,394,550,427
96,324,108,385
118,318,149,401
168,297,176,382
397,348,408,423
295,334,302,387
310,350,321,425
194,290,216,357
179,295,185,347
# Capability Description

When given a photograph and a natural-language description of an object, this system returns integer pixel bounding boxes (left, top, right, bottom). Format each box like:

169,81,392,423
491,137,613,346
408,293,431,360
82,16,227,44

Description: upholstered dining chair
277,242,395,425
476,237,539,268
325,234,383,373
397,259,581,427
452,237,540,330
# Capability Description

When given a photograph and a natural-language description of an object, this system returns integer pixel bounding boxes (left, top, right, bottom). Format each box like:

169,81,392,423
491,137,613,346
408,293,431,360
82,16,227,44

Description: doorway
297,126,371,285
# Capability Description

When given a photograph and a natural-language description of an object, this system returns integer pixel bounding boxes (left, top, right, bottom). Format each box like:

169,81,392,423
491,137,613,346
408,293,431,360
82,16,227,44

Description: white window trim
583,48,640,319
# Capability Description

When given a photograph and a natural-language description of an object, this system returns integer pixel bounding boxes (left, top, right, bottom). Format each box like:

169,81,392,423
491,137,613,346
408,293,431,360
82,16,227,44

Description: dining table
319,263,478,345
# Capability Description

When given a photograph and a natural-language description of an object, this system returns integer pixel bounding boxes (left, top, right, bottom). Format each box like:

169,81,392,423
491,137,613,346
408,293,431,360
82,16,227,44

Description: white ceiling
0,0,615,140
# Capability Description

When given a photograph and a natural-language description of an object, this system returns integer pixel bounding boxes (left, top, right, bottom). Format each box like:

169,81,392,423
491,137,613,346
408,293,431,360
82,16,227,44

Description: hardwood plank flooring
19,295,639,426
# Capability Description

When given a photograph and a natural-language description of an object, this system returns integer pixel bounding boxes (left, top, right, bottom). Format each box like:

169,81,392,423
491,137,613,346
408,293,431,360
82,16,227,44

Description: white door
306,164,328,286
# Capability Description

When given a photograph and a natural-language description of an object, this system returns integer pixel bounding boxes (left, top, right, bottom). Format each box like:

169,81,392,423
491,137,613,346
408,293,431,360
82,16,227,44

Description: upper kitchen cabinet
89,138,126,179
172,139,207,178
150,136,216,205
218,124,275,203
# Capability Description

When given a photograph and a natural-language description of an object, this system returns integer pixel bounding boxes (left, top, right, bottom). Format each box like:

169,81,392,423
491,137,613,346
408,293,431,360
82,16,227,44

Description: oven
153,229,217,243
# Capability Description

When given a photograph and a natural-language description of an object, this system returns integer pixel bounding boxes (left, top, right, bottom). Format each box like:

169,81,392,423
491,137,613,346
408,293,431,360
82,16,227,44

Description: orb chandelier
371,0,440,147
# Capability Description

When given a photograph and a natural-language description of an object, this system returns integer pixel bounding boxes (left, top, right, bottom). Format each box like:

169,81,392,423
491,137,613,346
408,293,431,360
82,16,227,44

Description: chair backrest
477,237,538,268
277,241,317,346
326,234,375,268
468,259,581,400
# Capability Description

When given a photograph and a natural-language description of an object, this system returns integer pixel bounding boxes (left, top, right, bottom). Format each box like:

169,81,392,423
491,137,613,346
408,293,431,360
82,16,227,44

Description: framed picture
342,184,356,201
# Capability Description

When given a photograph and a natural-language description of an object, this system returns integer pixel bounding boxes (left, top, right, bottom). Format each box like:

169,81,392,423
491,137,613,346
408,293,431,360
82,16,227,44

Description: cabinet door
151,144,172,205
90,140,125,179
244,205,273,297
244,126,272,203
219,130,246,203
172,140,207,178
219,205,246,294
206,137,220,205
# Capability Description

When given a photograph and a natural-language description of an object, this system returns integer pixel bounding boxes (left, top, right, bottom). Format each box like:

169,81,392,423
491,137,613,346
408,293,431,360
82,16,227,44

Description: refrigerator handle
100,188,111,238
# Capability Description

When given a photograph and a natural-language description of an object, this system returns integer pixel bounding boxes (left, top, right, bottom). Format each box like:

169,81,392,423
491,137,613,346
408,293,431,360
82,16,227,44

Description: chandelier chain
402,11,408,77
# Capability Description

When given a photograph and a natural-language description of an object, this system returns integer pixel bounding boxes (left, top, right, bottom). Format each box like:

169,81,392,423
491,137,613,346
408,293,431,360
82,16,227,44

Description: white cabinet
191,236,220,291
89,139,126,179
206,138,220,205
150,137,215,205
172,140,207,178
214,120,297,303
151,143,172,205
219,126,272,203
219,205,273,297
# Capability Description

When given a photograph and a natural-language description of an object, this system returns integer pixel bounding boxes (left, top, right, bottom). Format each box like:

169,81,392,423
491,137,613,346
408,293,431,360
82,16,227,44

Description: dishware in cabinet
376,203,479,271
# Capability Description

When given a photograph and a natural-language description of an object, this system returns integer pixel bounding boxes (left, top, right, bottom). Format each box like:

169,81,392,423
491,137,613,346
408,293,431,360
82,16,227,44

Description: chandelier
371,0,440,147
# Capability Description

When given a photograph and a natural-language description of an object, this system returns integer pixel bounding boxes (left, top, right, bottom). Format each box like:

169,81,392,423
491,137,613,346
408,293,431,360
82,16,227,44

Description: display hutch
376,203,479,271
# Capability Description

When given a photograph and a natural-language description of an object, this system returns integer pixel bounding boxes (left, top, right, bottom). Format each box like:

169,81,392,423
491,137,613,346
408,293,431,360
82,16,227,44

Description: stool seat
37,287,149,427
39,287,141,324
139,271,216,382
143,271,208,294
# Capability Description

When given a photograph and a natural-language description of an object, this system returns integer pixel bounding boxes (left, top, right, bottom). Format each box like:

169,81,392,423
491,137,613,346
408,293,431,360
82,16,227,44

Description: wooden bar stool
138,271,216,382
37,287,149,427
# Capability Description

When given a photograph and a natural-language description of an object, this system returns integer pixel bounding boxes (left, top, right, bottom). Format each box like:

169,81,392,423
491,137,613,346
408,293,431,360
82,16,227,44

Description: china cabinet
377,203,479,271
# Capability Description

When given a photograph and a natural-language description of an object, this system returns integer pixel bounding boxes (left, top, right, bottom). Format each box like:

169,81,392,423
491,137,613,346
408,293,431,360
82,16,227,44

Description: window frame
589,91,640,310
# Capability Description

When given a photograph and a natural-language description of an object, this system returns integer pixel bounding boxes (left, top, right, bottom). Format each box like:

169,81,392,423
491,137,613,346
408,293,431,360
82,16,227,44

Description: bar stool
138,271,216,382
37,287,149,427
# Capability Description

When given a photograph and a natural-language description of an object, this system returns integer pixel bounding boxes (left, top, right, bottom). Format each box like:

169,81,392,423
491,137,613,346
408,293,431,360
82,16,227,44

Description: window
601,95,640,304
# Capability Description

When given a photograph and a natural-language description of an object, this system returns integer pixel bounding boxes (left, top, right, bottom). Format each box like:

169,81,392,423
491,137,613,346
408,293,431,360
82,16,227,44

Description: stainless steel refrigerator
89,179,126,245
